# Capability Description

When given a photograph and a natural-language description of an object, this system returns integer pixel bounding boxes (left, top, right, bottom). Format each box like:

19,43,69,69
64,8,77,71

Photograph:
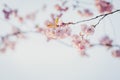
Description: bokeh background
0,0,120,80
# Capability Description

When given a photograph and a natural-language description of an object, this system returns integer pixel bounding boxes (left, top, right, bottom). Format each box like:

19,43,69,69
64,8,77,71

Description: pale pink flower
77,9,93,17
72,35,90,56
1,38,16,51
25,12,37,21
12,27,25,39
95,0,113,13
112,49,120,58
43,27,71,41
0,48,6,53
81,24,95,35
100,36,112,46
7,41,16,50
54,4,68,12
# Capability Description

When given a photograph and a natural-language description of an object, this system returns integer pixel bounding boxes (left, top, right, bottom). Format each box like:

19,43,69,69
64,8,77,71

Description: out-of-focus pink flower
55,4,61,11
95,0,113,13
0,48,6,53
77,9,93,17
36,27,44,33
112,49,120,58
1,37,16,52
72,35,90,56
42,26,71,41
100,36,112,46
81,24,95,35
7,41,16,50
25,12,37,21
16,16,24,23
54,4,68,12
12,27,25,39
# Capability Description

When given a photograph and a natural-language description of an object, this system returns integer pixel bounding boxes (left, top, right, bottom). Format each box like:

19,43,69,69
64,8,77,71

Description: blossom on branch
77,9,93,17
95,0,113,13
100,36,112,47
81,24,95,35
43,26,71,41
72,34,90,56
112,49,120,58
0,0,120,58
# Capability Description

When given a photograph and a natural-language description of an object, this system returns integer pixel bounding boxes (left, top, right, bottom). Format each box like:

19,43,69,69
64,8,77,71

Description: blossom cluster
0,0,120,58
95,0,113,13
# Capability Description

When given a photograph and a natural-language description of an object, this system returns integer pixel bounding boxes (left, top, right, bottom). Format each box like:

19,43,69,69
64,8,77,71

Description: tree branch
63,9,120,27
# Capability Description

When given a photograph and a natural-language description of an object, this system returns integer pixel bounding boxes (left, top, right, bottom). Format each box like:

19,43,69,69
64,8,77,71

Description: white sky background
0,0,120,80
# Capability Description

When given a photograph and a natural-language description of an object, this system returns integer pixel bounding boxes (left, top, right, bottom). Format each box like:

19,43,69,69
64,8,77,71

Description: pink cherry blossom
100,36,112,46
36,27,44,33
0,48,6,53
43,27,71,40
0,0,120,58
12,27,25,39
72,35,90,56
112,49,120,58
77,9,93,17
95,0,113,13
54,4,68,12
81,24,95,35
0,37,16,53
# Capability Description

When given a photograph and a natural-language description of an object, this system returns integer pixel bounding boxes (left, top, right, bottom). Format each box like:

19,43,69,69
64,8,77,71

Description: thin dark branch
90,43,120,49
94,14,107,27
63,9,120,26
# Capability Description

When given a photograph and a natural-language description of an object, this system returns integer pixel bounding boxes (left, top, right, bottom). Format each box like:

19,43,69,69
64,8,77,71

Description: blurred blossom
112,49,120,58
81,24,95,35
100,36,112,46
72,34,90,56
95,0,113,13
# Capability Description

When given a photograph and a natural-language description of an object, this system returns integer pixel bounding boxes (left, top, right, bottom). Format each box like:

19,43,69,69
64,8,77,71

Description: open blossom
81,24,95,35
95,0,113,13
43,17,71,40
44,27,71,41
112,49,120,58
72,35,90,56
100,36,112,46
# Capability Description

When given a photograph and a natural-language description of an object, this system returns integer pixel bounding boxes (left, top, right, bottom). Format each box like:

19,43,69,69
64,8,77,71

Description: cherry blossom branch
0,1,120,56
94,14,107,27
61,9,120,27
0,9,120,42
0,9,120,49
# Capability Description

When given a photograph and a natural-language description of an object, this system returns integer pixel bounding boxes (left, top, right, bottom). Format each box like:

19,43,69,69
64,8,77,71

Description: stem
63,9,120,26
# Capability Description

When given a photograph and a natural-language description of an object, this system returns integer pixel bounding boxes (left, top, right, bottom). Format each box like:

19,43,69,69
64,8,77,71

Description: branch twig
63,9,120,27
